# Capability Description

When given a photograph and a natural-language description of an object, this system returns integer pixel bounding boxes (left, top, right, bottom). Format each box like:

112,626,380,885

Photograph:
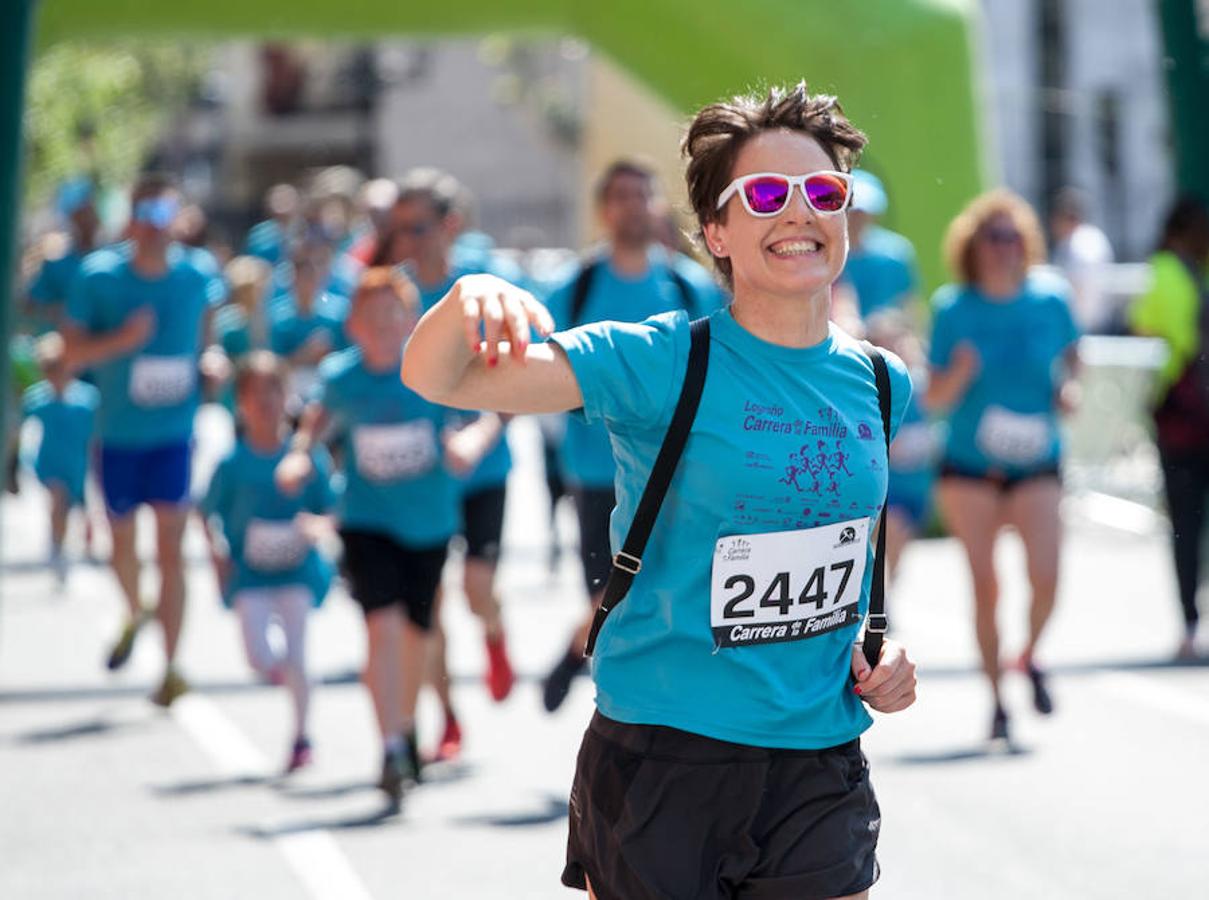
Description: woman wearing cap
404,83,916,899
926,189,1080,743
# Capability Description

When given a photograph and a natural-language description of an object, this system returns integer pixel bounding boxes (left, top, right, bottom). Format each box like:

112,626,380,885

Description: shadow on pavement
889,742,1032,766
242,803,402,835
453,793,568,828
13,712,151,745
153,774,279,796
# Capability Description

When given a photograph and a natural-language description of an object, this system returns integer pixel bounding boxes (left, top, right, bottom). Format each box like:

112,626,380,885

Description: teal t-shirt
200,440,335,607
546,249,727,488
22,379,99,502
929,271,1079,475
317,346,460,546
842,225,919,319
886,383,941,508
551,307,912,749
417,265,512,493
268,291,349,358
66,243,226,448
243,219,289,266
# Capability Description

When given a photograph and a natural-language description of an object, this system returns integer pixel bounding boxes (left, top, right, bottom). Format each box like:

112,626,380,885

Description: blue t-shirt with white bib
317,347,459,547
200,440,336,607
929,271,1079,476
66,243,226,448
22,379,99,502
551,307,911,749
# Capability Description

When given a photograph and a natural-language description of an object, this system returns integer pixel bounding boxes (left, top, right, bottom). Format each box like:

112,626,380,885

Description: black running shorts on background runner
338,529,447,630
563,712,881,900
461,484,507,563
573,487,616,595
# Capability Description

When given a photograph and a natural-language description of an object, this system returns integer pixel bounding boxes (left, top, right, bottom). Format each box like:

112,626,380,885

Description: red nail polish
488,356,498,368
854,685,863,695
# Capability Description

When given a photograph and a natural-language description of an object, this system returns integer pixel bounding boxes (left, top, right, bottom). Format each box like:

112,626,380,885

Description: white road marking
1065,491,1164,536
171,694,375,900
1096,671,1209,726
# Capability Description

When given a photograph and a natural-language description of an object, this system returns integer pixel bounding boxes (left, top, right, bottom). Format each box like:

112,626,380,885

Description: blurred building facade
980,0,1173,260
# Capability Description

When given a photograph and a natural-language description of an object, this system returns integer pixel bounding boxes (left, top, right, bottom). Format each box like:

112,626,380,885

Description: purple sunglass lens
804,175,848,212
744,177,790,214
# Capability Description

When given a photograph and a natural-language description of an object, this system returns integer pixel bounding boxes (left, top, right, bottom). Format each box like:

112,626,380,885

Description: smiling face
703,130,848,302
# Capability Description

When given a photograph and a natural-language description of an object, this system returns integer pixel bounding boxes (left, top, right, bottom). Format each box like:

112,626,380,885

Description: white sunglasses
716,170,854,218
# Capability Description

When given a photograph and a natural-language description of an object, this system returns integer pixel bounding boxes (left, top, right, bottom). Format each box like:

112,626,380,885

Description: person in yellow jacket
1128,196,1209,660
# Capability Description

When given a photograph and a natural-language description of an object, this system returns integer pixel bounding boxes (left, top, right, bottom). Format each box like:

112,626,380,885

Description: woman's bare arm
402,274,582,415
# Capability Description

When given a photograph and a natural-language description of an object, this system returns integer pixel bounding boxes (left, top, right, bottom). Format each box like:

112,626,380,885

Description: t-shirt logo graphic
838,526,857,546
857,423,874,440
779,440,854,497
718,537,752,562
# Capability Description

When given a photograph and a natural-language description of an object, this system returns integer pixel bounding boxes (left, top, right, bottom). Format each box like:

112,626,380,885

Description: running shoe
990,704,1010,742
541,648,587,713
434,714,463,763
106,614,147,671
485,632,515,702
150,669,189,708
285,736,313,774
378,747,410,804
406,731,423,785
1025,663,1054,715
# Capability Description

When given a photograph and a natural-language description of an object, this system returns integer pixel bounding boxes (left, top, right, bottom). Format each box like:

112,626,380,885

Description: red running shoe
485,632,515,702
435,714,463,763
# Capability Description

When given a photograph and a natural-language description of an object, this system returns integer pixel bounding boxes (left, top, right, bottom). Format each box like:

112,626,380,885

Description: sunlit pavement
2,408,1205,899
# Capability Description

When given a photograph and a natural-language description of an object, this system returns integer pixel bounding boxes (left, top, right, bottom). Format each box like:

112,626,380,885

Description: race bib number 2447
710,518,869,649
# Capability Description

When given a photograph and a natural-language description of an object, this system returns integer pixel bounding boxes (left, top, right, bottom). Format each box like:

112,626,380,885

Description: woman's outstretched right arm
402,273,583,415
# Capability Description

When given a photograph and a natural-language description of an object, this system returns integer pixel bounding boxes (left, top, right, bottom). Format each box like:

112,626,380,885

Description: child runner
21,332,99,586
276,267,459,805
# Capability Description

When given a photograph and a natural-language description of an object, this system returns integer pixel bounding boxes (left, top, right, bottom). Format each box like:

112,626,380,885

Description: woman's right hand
274,450,314,496
452,274,556,367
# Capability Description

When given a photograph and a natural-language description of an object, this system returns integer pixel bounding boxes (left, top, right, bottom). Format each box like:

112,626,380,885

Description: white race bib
243,518,308,572
129,355,196,408
975,405,1050,466
888,422,938,471
352,421,437,482
711,518,869,649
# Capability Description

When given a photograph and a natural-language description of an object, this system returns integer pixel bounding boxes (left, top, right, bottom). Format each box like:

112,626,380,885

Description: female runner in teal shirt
404,83,917,900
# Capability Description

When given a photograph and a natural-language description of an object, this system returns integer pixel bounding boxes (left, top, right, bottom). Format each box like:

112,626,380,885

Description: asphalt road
2,410,1206,899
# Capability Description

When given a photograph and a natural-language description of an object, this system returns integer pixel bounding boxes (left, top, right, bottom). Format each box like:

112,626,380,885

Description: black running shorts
573,487,616,596
562,712,881,900
338,529,447,630
461,484,507,564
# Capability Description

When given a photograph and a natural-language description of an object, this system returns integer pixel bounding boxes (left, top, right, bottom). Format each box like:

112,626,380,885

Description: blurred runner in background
926,189,1080,743
1128,195,1209,661
61,173,227,707
1050,187,1115,334
21,331,99,587
538,158,725,713
842,169,920,323
202,351,336,774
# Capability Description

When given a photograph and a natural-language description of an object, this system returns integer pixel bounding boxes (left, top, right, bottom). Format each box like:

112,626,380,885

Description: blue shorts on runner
99,442,192,517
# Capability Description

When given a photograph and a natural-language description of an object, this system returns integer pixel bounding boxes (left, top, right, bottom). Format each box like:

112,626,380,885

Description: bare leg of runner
1004,478,1062,661
108,513,142,620
938,480,1004,704
152,504,188,664
365,607,405,740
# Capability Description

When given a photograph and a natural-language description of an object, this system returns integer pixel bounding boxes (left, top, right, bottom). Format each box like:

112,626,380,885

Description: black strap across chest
570,258,696,326
582,326,894,663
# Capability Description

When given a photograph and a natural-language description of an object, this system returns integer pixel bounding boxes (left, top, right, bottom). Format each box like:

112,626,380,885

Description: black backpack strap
860,341,893,669
569,260,601,327
584,317,711,657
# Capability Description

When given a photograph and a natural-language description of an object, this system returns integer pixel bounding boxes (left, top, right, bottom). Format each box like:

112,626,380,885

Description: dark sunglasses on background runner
393,221,437,238
981,225,1023,245
715,171,854,218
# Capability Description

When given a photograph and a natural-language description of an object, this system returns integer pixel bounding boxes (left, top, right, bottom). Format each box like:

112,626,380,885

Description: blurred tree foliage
23,43,211,210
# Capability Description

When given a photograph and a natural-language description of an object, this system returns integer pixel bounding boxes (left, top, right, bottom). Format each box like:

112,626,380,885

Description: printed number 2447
722,561,854,619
